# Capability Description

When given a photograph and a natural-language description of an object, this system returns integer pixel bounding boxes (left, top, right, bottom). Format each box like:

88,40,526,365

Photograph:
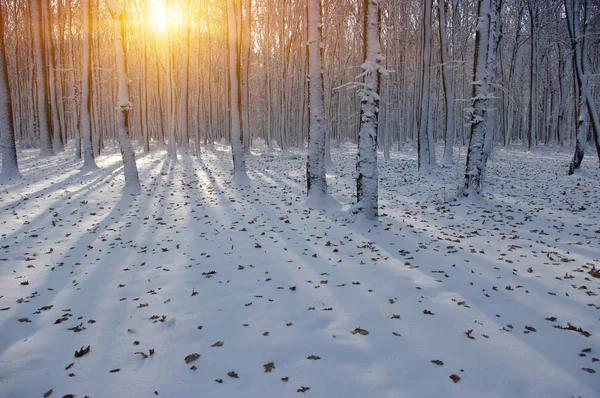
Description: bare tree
464,0,503,196
30,0,54,157
227,0,249,182
80,0,98,170
306,0,329,202
0,1,19,180
106,0,141,193
356,0,384,219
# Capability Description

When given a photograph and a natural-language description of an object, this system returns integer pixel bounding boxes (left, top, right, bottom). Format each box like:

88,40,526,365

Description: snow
0,143,599,398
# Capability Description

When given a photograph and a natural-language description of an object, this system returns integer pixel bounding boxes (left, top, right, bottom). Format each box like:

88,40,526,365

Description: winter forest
0,0,599,396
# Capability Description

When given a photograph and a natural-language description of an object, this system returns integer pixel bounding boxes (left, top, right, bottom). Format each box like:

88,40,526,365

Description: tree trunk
227,0,249,182
80,0,98,170
439,0,455,165
31,0,54,157
306,0,328,201
0,2,19,180
464,0,501,196
356,0,383,220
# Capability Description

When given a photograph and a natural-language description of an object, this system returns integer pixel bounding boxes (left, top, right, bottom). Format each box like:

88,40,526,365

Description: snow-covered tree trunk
178,0,190,151
80,0,98,170
565,0,600,173
356,0,383,220
42,0,63,153
526,0,539,152
438,0,455,166
30,0,54,157
227,0,249,182
418,0,434,172
306,0,328,200
0,2,19,180
463,0,501,196
106,0,141,194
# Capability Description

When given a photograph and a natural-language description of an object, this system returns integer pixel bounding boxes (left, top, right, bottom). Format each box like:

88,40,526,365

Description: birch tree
30,0,54,157
356,0,383,220
106,0,141,194
80,0,98,170
0,2,19,180
306,0,328,202
463,0,502,196
227,0,249,182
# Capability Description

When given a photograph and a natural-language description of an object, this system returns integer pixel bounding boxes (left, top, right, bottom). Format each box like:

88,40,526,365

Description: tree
30,0,54,157
80,0,98,170
463,0,502,196
106,0,141,194
565,0,600,174
438,0,455,165
227,0,249,182
418,0,436,172
306,0,328,202
356,0,384,220
0,1,19,180
526,0,540,152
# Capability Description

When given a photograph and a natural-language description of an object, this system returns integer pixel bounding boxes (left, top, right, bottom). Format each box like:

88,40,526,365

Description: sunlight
149,0,180,34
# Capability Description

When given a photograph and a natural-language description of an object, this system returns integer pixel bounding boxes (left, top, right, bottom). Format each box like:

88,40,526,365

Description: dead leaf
450,374,461,383
44,389,53,397
74,345,91,358
281,377,289,382
431,359,444,366
264,362,275,373
184,353,200,364
581,367,596,374
227,370,239,378
109,368,120,373
307,355,321,360
351,327,369,335
297,386,310,393
211,341,224,347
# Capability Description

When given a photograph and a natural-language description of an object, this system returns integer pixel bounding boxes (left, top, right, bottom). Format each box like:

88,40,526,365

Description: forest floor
0,142,599,398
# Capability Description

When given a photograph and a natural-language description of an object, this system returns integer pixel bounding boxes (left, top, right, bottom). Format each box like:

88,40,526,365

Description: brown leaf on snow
227,370,239,378
109,368,120,373
281,377,289,382
423,310,434,315
297,386,310,393
553,323,591,337
351,327,369,336
581,367,596,374
184,353,200,364
449,374,461,383
211,341,224,347
44,389,53,397
264,362,275,373
431,360,444,366
307,355,321,360
74,345,91,358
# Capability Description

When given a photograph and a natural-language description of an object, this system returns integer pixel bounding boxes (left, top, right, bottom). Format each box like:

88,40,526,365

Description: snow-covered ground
1,143,599,398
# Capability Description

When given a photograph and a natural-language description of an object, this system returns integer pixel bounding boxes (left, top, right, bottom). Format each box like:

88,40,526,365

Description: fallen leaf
450,374,461,383
297,386,310,393
184,353,200,364
264,362,275,373
431,359,444,366
211,341,224,347
44,389,53,397
351,327,369,336
307,355,321,360
74,346,91,358
227,370,239,378
109,368,120,373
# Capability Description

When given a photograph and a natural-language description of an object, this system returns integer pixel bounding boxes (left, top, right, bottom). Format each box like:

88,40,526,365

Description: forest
0,0,599,397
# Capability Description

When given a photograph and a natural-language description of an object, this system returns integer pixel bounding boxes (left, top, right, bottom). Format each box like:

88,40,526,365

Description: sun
149,0,170,34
